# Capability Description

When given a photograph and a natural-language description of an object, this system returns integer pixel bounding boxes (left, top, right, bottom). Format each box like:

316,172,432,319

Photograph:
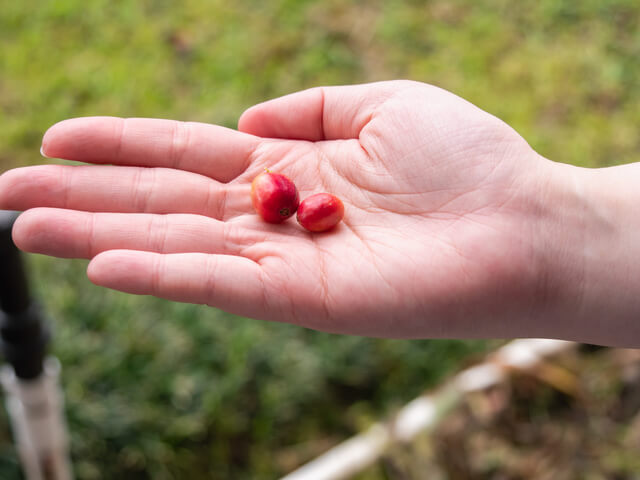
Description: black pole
0,211,49,380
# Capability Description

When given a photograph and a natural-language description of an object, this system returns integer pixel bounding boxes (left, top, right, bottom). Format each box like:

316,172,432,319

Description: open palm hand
0,81,550,338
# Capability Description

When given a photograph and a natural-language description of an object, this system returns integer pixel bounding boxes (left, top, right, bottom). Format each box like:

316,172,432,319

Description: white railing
281,338,575,480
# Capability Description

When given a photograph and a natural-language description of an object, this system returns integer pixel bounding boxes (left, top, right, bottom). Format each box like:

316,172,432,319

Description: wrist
535,159,640,346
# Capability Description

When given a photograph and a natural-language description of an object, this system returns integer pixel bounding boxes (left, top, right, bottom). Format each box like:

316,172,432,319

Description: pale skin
1,80,639,346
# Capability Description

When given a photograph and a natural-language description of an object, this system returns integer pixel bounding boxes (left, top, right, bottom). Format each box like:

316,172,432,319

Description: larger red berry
251,171,299,223
297,193,344,232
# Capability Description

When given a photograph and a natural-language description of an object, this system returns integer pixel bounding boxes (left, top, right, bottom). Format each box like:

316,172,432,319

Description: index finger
41,117,260,183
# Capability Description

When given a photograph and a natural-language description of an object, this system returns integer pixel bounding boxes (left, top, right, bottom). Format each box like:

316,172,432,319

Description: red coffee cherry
297,193,344,232
251,171,299,223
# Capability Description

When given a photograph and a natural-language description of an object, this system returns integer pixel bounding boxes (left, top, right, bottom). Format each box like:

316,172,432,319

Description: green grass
1,0,639,478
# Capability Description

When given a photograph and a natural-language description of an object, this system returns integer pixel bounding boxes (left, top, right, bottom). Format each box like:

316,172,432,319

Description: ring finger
0,165,251,220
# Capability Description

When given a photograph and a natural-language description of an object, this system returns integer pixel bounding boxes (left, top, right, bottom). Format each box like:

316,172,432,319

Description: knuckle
170,121,191,168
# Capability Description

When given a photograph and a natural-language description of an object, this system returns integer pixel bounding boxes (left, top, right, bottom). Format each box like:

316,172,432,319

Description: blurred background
0,0,639,478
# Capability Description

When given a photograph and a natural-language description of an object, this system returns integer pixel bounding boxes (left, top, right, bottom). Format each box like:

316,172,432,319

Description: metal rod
0,211,30,315
0,211,49,380
0,210,73,480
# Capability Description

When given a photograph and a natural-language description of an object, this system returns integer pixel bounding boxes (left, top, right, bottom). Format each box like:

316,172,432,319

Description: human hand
1,80,633,343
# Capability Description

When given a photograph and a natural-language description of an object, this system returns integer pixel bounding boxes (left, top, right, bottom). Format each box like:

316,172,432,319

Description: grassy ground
1,1,639,478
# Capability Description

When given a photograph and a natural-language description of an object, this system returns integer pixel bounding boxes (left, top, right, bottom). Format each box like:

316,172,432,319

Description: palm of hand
0,81,543,337
259,83,542,336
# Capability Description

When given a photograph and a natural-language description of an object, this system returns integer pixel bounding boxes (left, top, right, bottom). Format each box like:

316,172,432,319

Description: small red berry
251,171,299,223
297,193,344,232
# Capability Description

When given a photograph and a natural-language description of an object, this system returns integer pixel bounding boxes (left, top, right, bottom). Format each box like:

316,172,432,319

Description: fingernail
40,145,50,158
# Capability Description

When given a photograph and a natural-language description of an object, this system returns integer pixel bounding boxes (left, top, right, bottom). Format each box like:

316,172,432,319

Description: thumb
238,81,403,141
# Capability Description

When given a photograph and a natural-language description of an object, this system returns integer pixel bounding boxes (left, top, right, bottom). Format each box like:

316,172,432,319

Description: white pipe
281,425,389,480
1,357,73,480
